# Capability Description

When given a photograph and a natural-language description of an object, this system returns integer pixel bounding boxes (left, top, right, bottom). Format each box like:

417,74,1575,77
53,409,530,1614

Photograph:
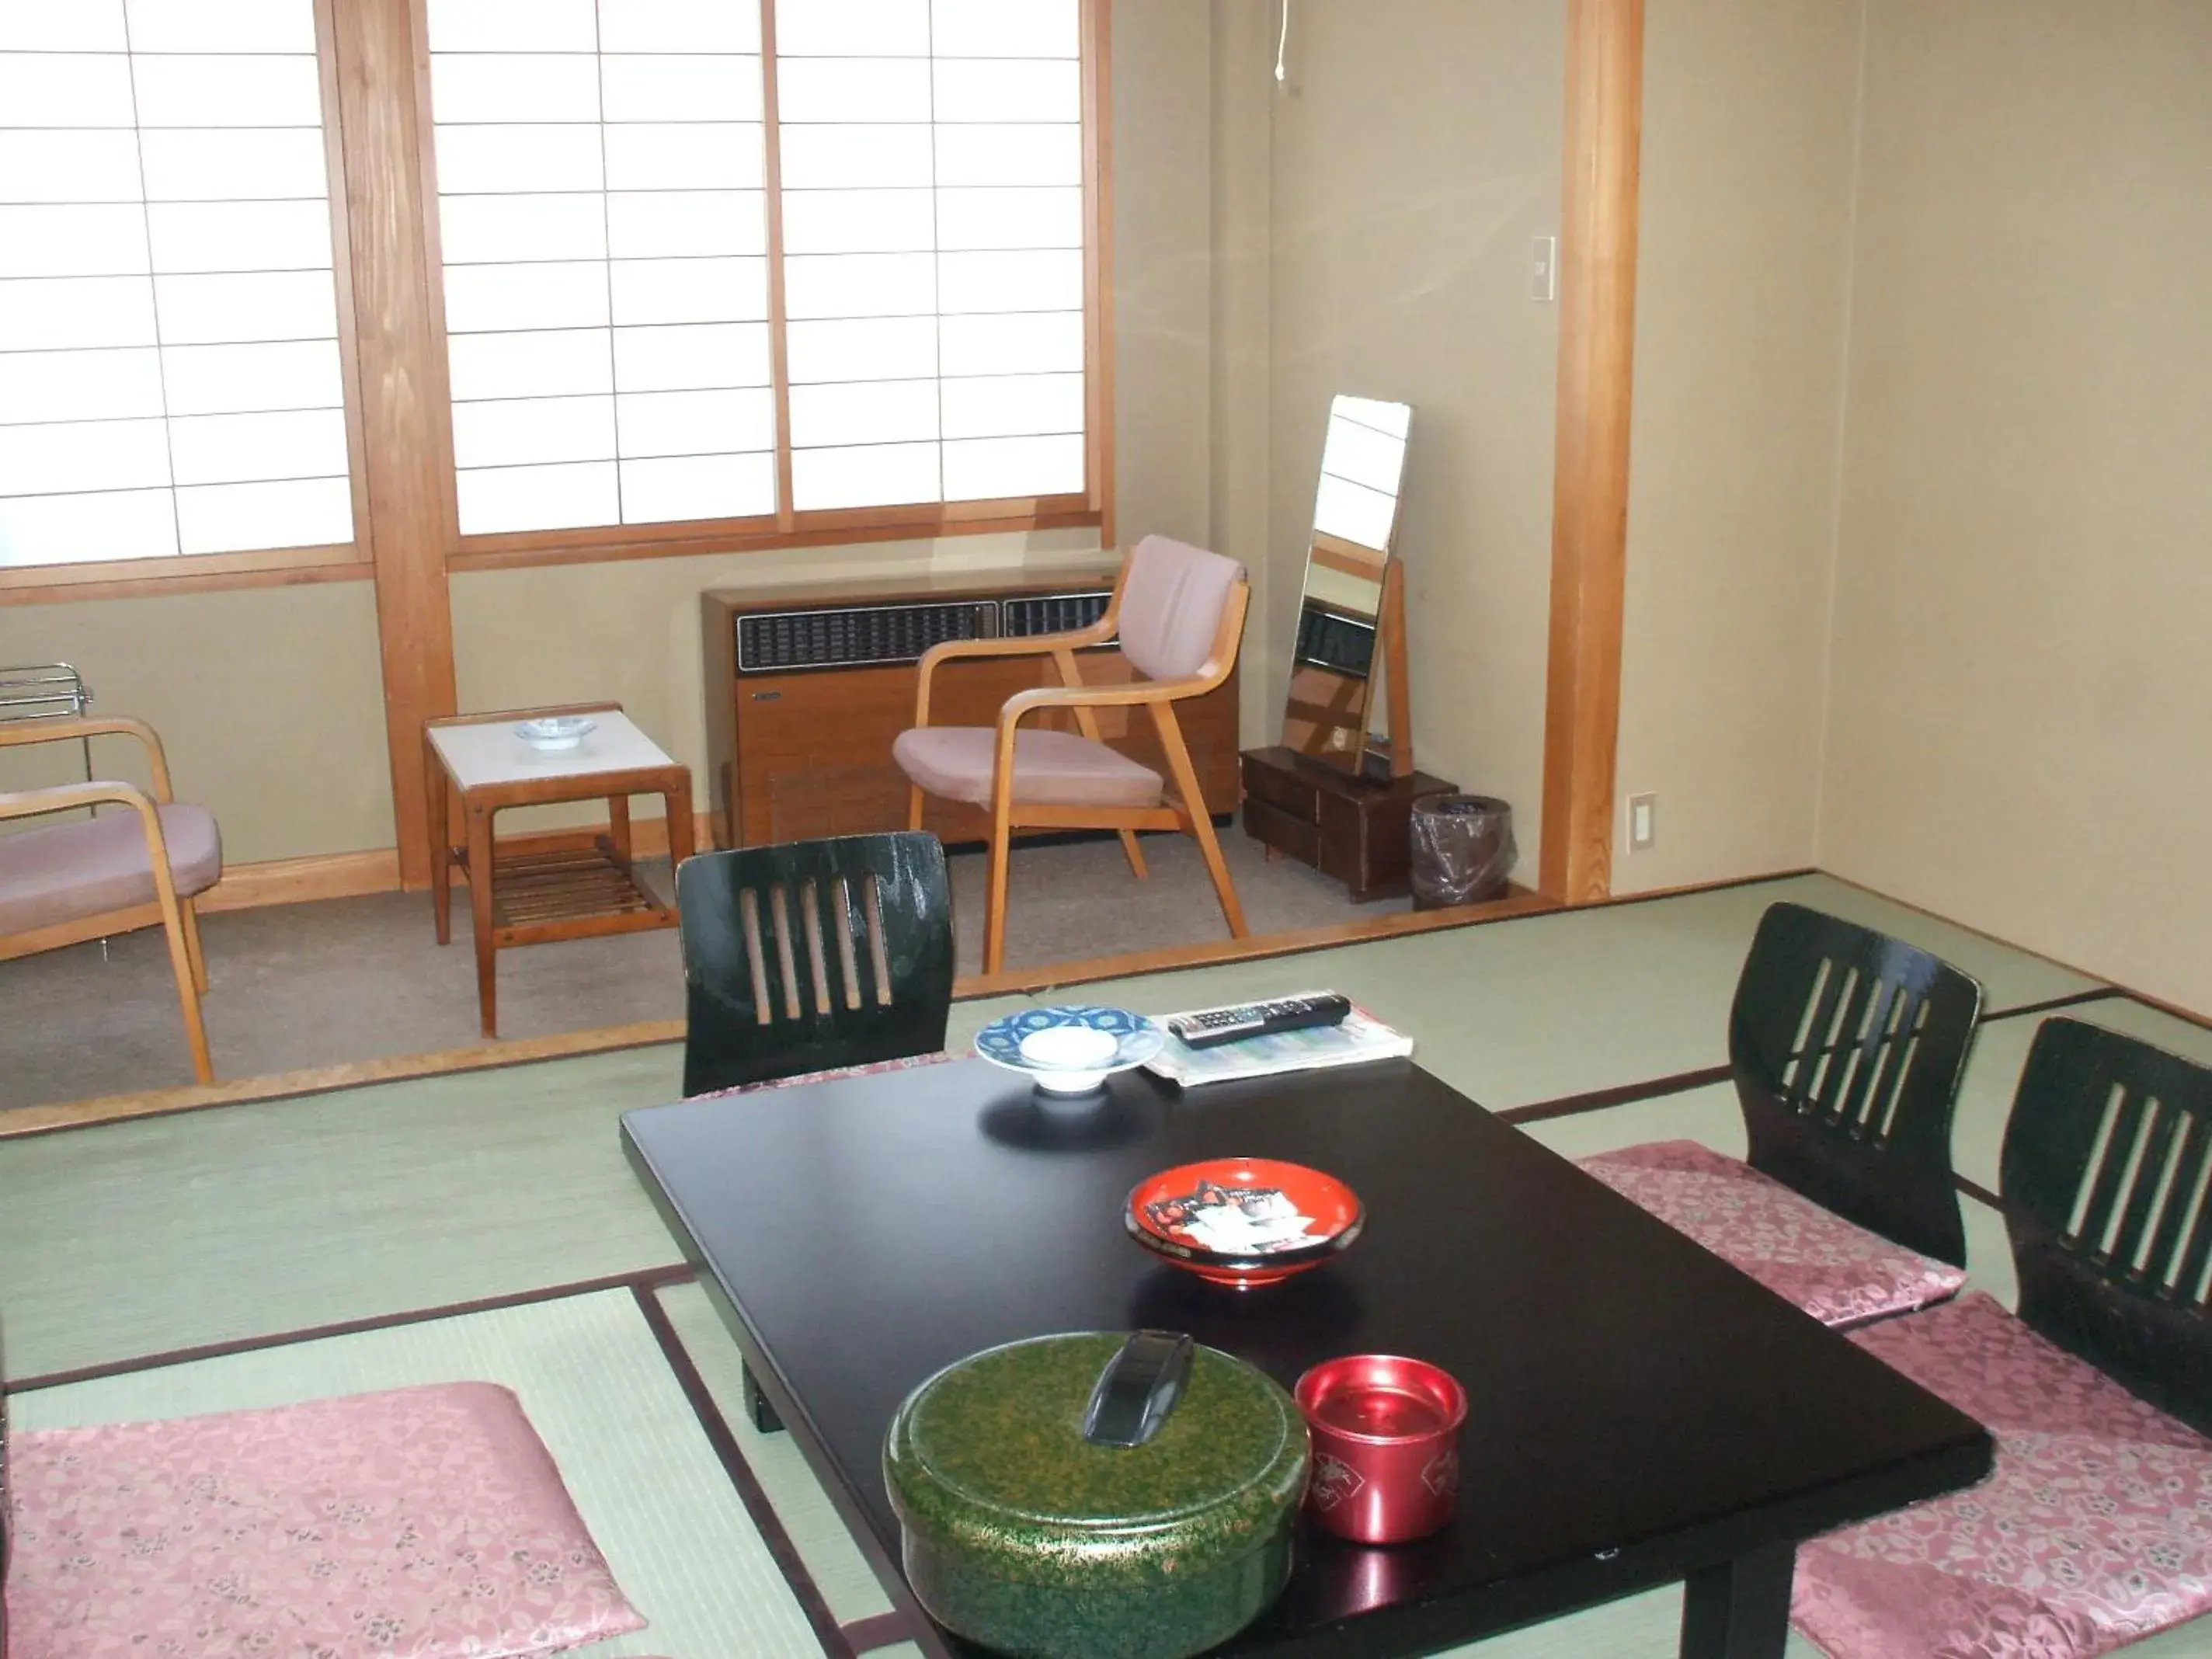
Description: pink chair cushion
1118,534,1246,682
0,800,222,935
1793,1292,2212,1658
1579,1140,1967,1328
892,725,1163,808
3,1382,646,1659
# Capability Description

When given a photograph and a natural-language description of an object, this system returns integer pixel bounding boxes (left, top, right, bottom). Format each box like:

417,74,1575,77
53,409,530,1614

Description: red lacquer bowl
1125,1156,1364,1289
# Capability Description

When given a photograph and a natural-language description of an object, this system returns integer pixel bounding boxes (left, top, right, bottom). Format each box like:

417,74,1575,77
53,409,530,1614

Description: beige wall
1266,0,1566,867
0,580,393,864
1611,0,1864,894
1819,0,2212,1011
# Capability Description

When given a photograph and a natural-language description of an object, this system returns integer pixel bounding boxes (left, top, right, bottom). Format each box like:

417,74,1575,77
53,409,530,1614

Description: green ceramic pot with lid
883,1330,1310,1659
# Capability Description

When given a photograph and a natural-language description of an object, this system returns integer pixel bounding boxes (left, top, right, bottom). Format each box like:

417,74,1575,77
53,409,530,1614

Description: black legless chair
1791,1021,2212,1657
2002,1016,2212,1437
1730,901,1984,1266
1580,902,1984,1326
676,831,955,1099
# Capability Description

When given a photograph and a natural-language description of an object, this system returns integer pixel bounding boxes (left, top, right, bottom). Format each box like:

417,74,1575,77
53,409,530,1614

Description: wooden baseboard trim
200,847,402,912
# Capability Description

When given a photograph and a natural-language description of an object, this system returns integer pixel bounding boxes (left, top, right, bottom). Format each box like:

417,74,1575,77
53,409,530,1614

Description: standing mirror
1280,395,1414,775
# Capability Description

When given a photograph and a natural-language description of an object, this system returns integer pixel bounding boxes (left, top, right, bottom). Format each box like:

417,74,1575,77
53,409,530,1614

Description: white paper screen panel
0,0,353,569
426,0,776,534
426,0,1088,535
775,0,1084,511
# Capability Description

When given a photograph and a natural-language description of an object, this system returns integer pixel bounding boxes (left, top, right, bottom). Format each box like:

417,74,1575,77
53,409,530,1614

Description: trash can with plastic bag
1408,795,1515,909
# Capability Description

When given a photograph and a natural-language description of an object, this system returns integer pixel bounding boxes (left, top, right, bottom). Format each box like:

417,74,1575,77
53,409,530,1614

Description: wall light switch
1628,792,1656,852
1532,235,1558,303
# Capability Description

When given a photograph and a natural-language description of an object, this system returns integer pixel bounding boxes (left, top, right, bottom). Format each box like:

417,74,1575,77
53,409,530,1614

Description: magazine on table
1143,993,1414,1087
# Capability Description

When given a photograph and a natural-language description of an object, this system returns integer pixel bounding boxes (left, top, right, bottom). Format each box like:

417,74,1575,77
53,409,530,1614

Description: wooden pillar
330,0,458,889
1539,0,1643,905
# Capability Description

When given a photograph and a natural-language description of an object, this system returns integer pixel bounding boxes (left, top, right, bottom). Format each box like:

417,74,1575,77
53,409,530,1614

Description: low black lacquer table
621,1059,1991,1659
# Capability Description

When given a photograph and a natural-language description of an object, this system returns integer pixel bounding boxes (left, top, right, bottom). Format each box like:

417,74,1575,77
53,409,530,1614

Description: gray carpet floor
1,819,1399,1111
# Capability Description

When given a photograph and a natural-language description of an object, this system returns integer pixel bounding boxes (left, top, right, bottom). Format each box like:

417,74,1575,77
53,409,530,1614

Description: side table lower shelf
485,839,672,941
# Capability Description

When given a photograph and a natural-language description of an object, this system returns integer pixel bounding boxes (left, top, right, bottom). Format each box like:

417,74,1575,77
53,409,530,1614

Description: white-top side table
423,703,694,1037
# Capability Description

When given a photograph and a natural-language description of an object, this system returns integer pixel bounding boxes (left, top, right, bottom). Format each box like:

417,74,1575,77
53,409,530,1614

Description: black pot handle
1083,1330,1195,1449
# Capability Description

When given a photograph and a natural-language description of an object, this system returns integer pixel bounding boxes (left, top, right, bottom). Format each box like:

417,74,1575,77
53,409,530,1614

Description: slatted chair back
2002,1017,2212,1436
1730,902,1984,1266
677,832,954,1097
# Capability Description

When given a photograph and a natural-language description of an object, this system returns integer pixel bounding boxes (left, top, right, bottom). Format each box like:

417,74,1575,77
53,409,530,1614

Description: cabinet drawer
1243,795,1320,865
1240,753,1320,823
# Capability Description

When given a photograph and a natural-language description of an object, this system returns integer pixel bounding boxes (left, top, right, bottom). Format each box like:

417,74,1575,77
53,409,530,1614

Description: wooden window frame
0,0,377,607
421,0,1118,576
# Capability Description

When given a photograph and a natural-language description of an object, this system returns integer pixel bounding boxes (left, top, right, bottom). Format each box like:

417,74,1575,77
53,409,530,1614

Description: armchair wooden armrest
910,607,1122,727
989,583,1247,764
0,715,176,802
0,775,214,1082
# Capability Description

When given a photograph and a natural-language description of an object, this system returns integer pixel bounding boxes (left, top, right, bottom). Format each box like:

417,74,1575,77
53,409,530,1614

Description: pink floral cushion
1578,1139,1967,1328
1793,1292,2212,1658
4,1382,645,1659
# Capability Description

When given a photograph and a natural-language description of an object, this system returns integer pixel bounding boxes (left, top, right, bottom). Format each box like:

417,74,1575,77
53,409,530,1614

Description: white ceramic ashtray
975,1006,1166,1096
516,715,596,752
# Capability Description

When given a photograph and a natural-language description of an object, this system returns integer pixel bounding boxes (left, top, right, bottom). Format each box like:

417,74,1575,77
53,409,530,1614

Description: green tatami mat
1765,875,2102,1014
655,1278,896,1629
1031,874,2102,1115
8,1289,823,1659
0,997,1028,1381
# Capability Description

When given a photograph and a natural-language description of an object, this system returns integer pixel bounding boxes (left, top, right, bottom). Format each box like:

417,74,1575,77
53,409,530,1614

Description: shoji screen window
0,0,354,569
426,0,775,534
776,0,1087,512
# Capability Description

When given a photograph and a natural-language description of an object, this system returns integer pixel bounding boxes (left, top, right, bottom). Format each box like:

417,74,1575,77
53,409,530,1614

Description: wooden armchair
0,716,222,1083
892,536,1250,976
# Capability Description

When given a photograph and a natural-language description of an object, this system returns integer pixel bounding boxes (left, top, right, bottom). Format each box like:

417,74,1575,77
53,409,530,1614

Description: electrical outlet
1628,792,1656,852
1532,235,1558,303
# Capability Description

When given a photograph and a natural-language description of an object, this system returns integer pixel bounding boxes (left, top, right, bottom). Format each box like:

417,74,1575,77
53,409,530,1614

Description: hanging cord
1275,0,1289,84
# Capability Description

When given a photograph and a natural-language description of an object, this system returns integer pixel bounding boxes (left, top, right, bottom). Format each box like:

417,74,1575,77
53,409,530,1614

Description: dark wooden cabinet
703,572,1241,850
1240,745,1456,903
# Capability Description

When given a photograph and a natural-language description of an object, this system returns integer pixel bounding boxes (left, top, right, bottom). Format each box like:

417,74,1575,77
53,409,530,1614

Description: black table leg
1680,1542,1795,1659
744,1361,784,1434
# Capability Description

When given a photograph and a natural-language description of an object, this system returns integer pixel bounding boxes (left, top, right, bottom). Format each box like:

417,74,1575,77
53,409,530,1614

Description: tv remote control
1168,993,1353,1049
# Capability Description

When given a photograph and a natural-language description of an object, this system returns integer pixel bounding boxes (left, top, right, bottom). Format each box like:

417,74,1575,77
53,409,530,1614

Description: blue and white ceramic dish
515,715,596,752
975,1006,1166,1095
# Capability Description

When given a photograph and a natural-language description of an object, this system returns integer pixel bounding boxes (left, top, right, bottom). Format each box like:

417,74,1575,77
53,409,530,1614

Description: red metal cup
1294,1355,1466,1544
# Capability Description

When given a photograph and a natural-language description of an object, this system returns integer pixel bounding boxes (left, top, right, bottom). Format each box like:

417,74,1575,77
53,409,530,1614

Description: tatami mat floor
8,871,2211,1657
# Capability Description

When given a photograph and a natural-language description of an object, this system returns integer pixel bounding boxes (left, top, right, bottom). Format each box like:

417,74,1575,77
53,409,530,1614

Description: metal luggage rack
0,662,93,725
1,661,96,778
